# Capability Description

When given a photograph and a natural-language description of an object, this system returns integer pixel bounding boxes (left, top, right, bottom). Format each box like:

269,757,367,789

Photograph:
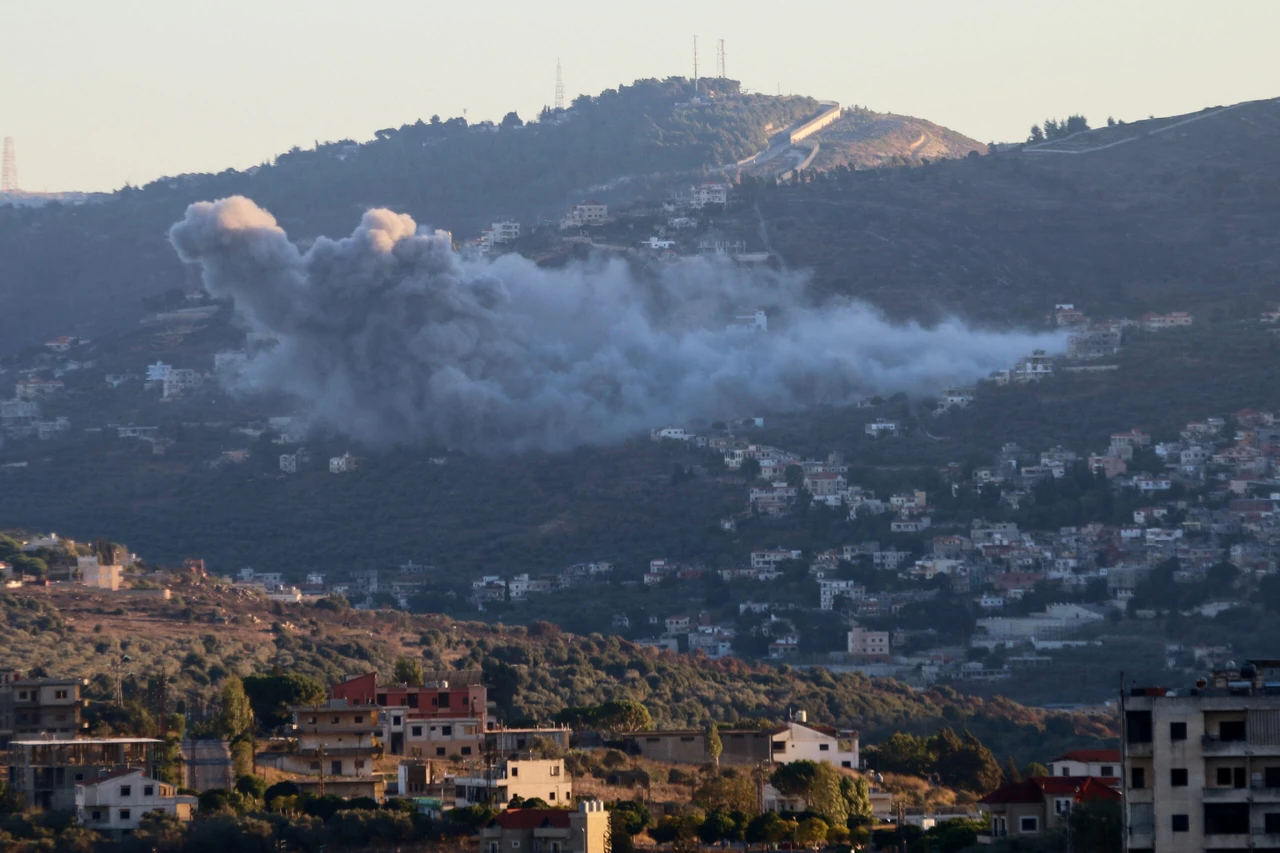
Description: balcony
1203,786,1250,801
1126,742,1153,758
1202,735,1254,755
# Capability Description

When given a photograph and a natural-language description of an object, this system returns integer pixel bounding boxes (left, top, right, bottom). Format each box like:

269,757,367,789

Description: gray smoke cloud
169,196,1066,453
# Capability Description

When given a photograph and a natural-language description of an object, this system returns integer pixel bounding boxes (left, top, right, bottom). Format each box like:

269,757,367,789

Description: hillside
0,78,816,353
809,107,986,170
755,96,1280,326
0,583,1115,764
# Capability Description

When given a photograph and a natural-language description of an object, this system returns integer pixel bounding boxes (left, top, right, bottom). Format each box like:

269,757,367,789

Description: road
181,738,232,792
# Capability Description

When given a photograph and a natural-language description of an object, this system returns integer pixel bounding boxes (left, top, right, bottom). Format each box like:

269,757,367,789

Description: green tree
805,763,849,828
740,458,762,481
241,673,326,730
795,817,829,849
706,723,722,768
234,774,267,800
1002,756,1023,784
393,656,425,687
841,774,873,822
216,677,255,740
1023,762,1050,779
594,700,652,735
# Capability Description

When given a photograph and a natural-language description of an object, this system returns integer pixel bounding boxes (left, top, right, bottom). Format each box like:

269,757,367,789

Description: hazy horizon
7,0,1280,193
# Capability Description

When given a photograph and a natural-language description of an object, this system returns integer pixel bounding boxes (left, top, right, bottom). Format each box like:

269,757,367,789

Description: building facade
7,738,160,811
76,768,197,832
480,801,609,853
1123,660,1280,852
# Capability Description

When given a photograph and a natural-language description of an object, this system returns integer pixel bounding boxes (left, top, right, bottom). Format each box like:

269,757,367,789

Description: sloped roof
980,776,1121,805
490,809,574,830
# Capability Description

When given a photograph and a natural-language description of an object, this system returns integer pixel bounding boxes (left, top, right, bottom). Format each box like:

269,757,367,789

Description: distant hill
755,97,1280,325
809,107,986,170
0,77,815,353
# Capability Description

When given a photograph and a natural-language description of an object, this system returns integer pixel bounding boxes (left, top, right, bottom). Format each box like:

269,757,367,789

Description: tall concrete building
1123,660,1280,852
0,670,88,746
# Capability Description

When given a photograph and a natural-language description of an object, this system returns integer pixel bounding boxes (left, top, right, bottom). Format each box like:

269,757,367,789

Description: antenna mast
1,138,16,192
555,58,565,111
717,39,726,79
693,36,699,96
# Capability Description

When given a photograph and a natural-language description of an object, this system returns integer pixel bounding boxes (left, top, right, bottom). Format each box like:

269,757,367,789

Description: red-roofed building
978,776,1120,841
330,672,487,757
1047,749,1121,780
481,801,609,853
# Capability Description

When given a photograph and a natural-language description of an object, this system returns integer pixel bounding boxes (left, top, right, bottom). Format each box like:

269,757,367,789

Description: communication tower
1,138,16,192
555,58,565,111
693,35,699,95
717,39,726,79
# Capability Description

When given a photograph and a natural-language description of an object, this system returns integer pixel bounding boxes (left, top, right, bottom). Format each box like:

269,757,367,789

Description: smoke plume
169,196,1065,453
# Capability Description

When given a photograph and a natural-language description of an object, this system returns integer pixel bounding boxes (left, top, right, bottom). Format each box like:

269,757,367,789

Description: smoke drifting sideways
168,196,1066,455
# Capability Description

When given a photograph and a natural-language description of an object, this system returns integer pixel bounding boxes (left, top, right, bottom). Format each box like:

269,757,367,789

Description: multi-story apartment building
7,738,160,811
1123,660,1280,852
0,671,88,746
450,756,571,808
331,671,488,757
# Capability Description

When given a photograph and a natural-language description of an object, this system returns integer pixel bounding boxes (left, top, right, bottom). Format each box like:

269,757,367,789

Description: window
1204,803,1249,835
144,785,154,797
842,761,852,769
1217,767,1233,786
393,715,402,726
436,748,446,757
54,690,68,700
1170,768,1188,787
549,792,556,801
1055,798,1071,814
1267,767,1280,788
1130,767,1146,789
819,744,829,752
550,766,560,776
1268,813,1280,835
1171,814,1188,833
17,691,27,700
551,844,561,853
308,716,317,725
1100,765,1114,777
331,761,342,776
354,715,364,724
119,809,132,821
356,760,365,770
511,767,519,777
120,786,131,797
462,747,472,756
489,844,498,853
439,693,451,708
412,726,423,737
91,810,102,821
442,726,453,736
772,741,786,751
74,774,83,782
1018,816,1038,834
1220,720,1247,742
1170,721,1187,740
1060,767,1070,776
1126,710,1153,743
331,716,340,724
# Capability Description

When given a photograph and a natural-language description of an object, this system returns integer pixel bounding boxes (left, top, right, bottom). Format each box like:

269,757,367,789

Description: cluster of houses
469,562,614,606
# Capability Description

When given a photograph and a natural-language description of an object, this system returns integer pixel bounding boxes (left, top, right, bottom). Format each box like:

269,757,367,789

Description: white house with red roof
1047,748,1121,781
75,767,197,832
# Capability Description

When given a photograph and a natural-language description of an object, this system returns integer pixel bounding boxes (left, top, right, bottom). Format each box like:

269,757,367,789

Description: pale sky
6,0,1278,192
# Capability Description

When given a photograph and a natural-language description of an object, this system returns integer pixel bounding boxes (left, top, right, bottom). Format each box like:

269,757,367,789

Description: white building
865,420,900,437
330,452,358,473
450,757,571,808
691,183,729,207
560,202,607,229
818,579,866,610
162,369,201,399
76,768,197,832
77,556,122,591
769,719,860,770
